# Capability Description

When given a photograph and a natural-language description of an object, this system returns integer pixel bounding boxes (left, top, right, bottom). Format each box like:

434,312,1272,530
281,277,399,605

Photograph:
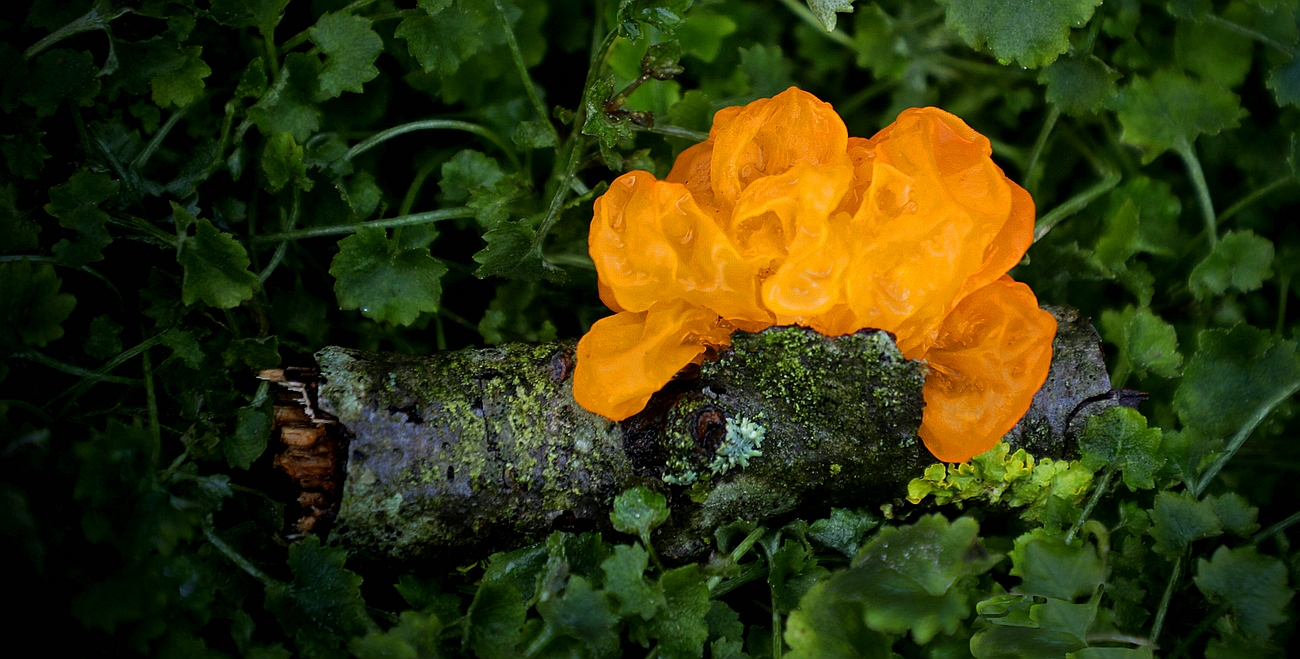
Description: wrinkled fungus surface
575,87,1056,463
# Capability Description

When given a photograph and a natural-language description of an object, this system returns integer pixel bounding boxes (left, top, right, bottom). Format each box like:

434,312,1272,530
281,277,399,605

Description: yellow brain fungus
573,87,1056,463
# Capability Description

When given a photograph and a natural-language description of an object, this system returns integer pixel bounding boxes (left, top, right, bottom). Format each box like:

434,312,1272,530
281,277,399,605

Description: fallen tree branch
265,306,1113,561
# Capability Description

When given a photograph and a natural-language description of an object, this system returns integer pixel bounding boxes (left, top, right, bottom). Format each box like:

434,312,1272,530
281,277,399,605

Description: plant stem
399,157,444,217
260,29,280,79
777,0,853,46
1066,465,1114,544
0,256,123,299
1024,106,1060,192
14,350,142,385
493,0,560,148
1277,274,1291,336
248,207,474,243
1033,168,1121,243
1204,13,1296,57
630,123,710,142
1193,378,1300,498
259,188,302,283
340,120,519,170
53,335,168,410
1175,136,1218,248
23,1,130,60
1149,556,1183,646
1251,509,1300,546
132,103,192,171
203,522,280,589
1217,176,1293,226
141,345,161,473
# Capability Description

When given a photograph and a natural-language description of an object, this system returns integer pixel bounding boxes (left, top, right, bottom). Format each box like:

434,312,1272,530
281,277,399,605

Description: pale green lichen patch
710,416,765,475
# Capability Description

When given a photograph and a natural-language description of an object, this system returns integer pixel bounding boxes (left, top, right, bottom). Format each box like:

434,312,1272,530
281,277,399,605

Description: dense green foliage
3,0,1300,656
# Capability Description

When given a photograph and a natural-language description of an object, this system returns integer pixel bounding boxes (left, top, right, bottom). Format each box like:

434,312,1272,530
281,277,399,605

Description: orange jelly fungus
574,87,1057,463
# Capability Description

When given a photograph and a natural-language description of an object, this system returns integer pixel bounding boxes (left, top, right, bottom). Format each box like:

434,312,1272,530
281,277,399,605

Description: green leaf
535,575,619,654
600,543,665,619
467,581,525,659
159,328,204,367
1174,324,1300,439
262,133,313,193
665,90,714,152
513,120,558,150
1079,406,1165,490
645,565,711,659
174,205,258,309
676,12,737,62
1194,546,1293,638
825,515,1002,643
785,579,894,659
472,219,558,281
22,48,100,117
310,12,383,99
209,0,291,31
1148,490,1222,557
1116,69,1247,163
265,535,375,656
808,507,880,558
248,53,323,142
235,58,268,99
0,258,77,350
1040,54,1119,116
610,486,670,544
1205,492,1260,537
971,596,1095,658
1267,54,1300,107
1101,176,1182,259
1008,529,1106,601
582,78,635,168
1175,18,1253,88
739,43,794,99
1,123,51,180
395,0,494,77
330,226,448,326
937,0,1101,67
45,170,119,267
616,0,696,40
768,538,830,614
439,150,504,203
83,315,123,359
150,45,210,108
1189,230,1275,300
805,0,855,32
1100,305,1183,381
1094,198,1140,272
227,382,272,470
349,610,444,659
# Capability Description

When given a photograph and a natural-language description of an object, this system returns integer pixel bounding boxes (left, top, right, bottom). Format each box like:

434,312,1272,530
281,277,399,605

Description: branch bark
267,306,1113,562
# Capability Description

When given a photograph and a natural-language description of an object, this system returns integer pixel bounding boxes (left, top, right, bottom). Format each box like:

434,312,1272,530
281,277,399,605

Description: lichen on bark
295,305,1110,562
